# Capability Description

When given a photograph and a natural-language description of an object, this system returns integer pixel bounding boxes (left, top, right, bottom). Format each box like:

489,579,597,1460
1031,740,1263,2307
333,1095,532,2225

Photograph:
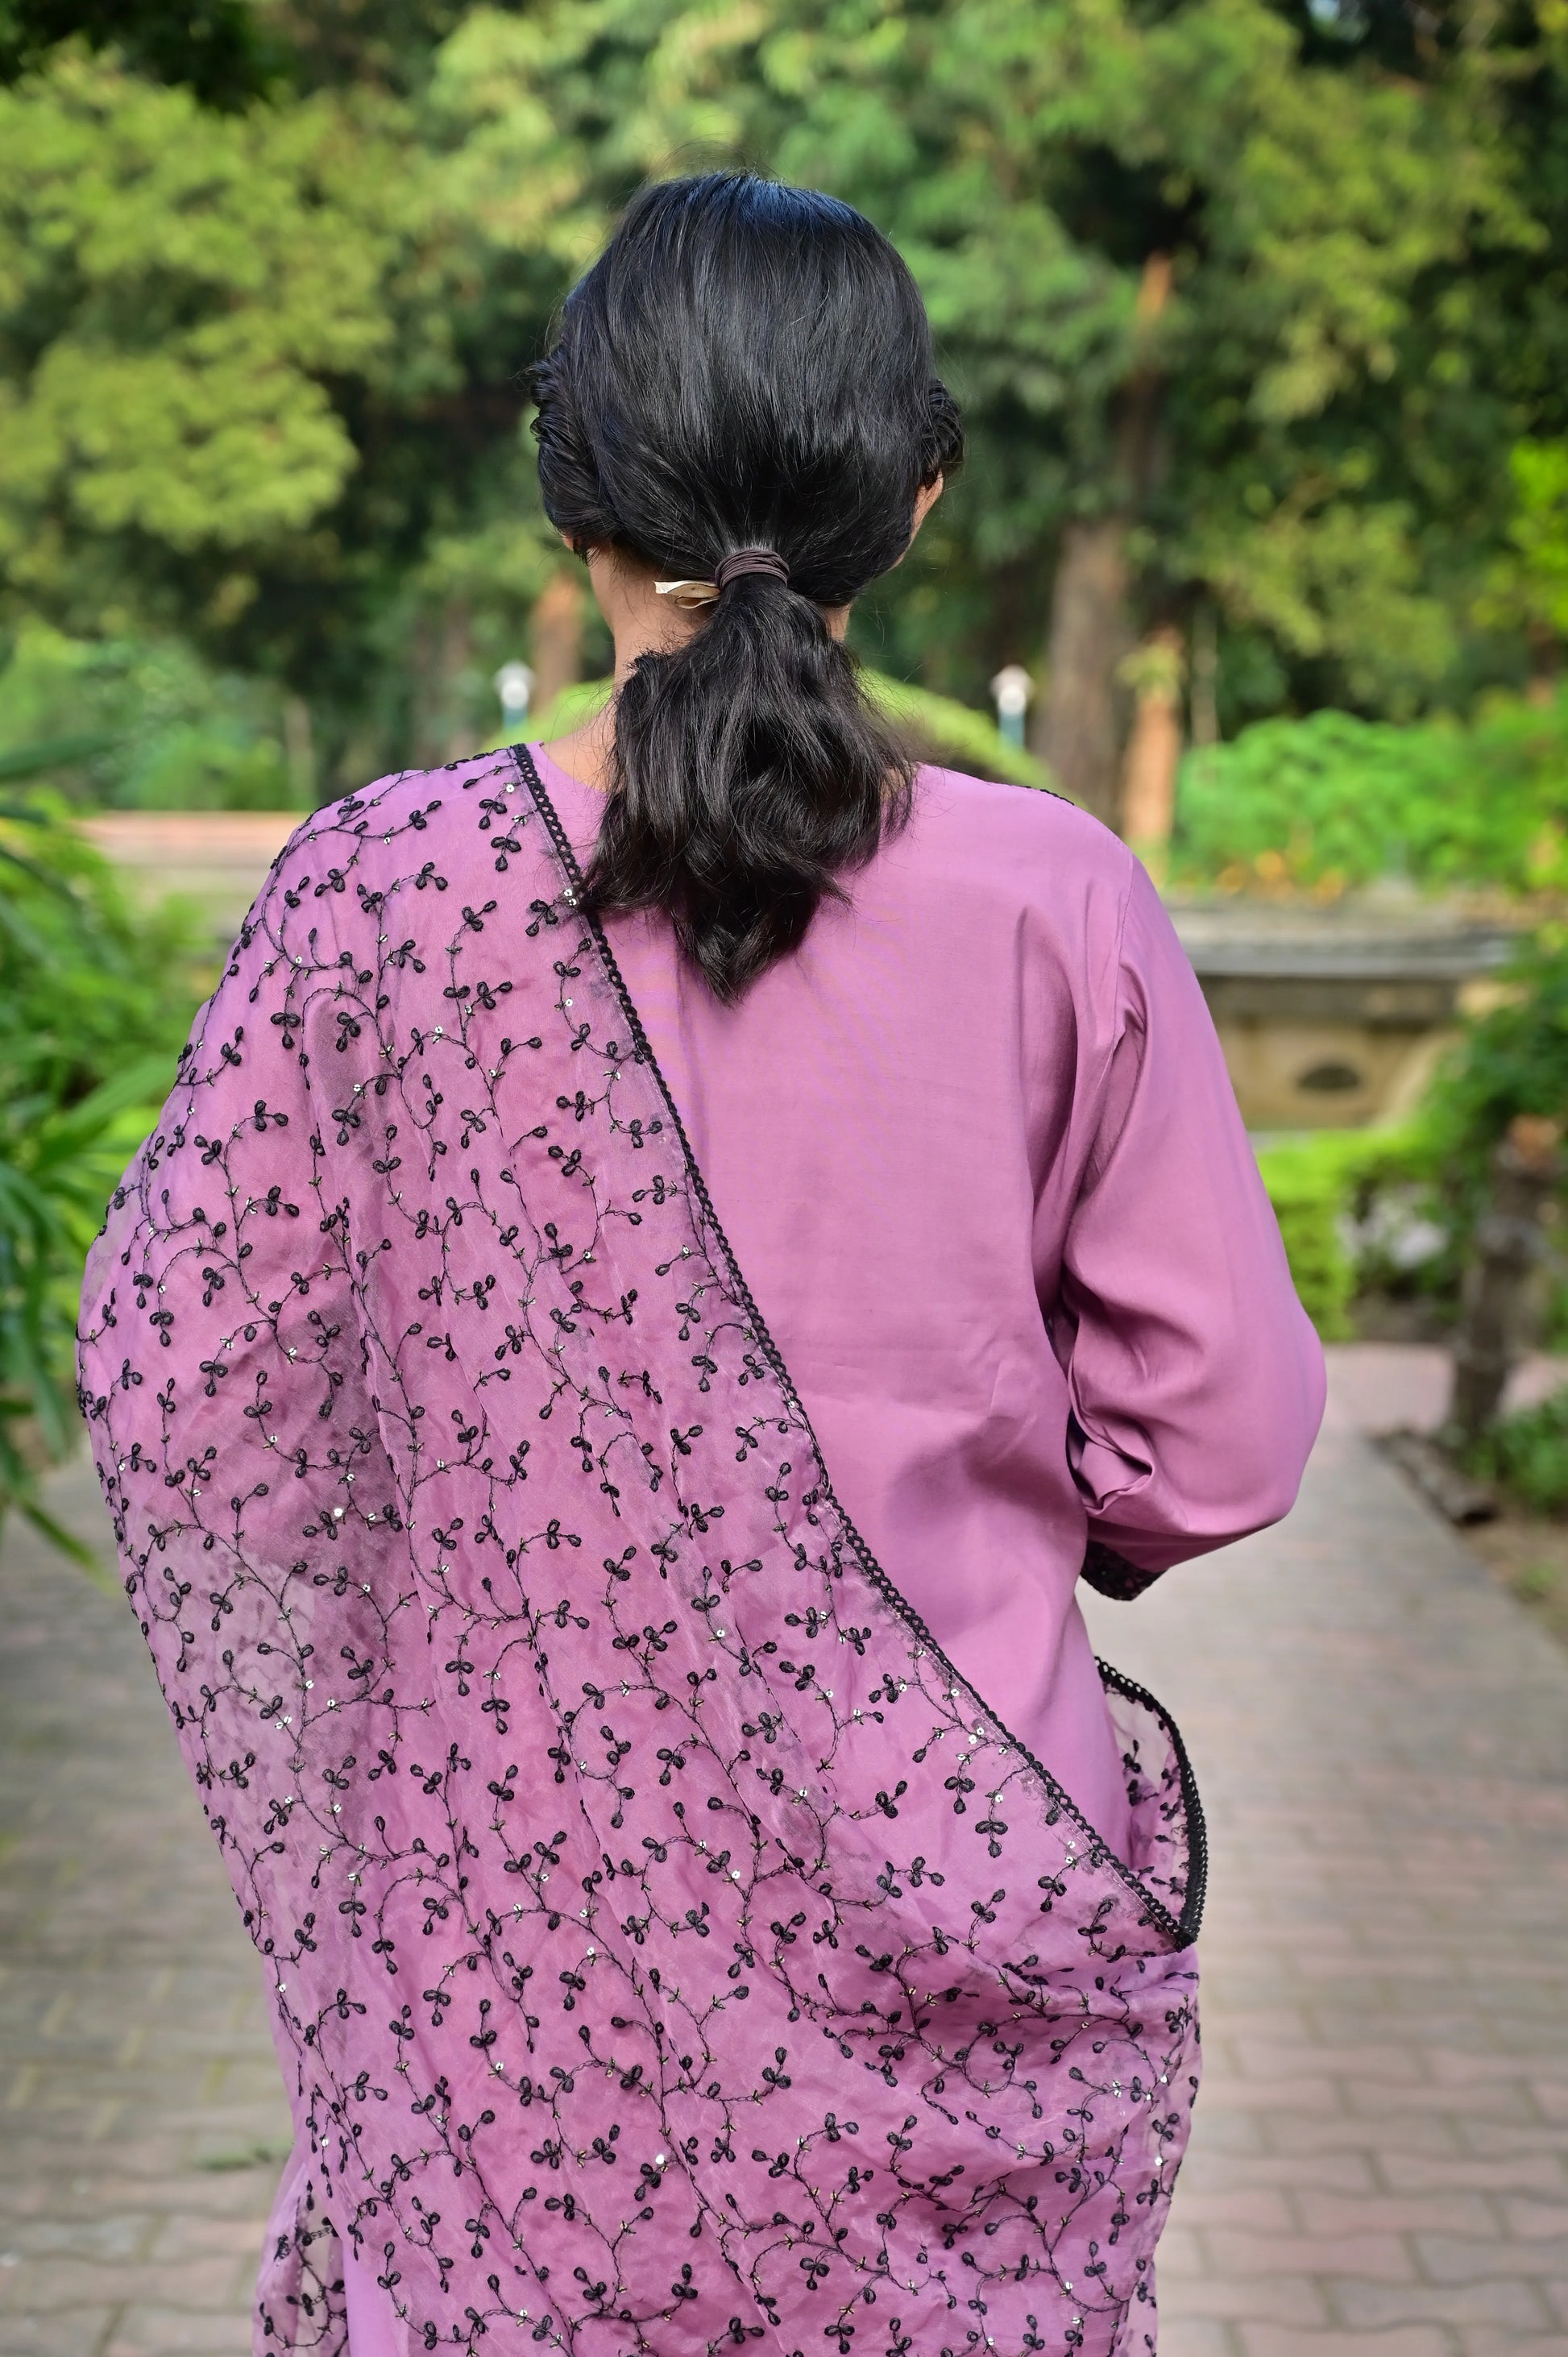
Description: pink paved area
1,1347,1566,2355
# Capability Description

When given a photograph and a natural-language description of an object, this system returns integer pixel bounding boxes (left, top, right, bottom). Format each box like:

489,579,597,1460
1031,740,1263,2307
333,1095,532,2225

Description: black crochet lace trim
513,742,1208,1950
1082,1540,1170,1602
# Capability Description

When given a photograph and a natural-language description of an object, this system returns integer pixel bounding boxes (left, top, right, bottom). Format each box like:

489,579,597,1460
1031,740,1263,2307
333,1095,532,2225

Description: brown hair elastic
713,548,791,591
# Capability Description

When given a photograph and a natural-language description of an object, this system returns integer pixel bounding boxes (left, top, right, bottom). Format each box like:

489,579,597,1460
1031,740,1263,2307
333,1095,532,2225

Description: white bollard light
990,664,1033,748
494,662,535,736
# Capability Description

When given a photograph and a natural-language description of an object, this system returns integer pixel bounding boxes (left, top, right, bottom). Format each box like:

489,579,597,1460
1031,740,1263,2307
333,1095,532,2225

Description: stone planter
1167,896,1520,1128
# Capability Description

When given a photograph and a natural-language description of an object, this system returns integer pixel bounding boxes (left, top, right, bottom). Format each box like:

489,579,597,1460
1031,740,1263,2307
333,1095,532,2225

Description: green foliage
0,43,463,759
1172,690,1568,893
1462,1385,1568,1517
1321,927,1568,1340
1255,1144,1356,1338
0,791,200,1557
422,0,1531,717
0,53,404,566
1254,1126,1435,1337
0,793,197,1101
868,675,1053,791
1424,927,1568,1200
0,620,298,807
0,0,1560,781
0,1,277,109
1490,438,1568,645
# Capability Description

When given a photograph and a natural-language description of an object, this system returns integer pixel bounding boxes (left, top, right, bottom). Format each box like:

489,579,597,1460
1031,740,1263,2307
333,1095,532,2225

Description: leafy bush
0,785,201,1558
1255,1127,1437,1337
1463,1387,1568,1515
1424,927,1568,1184
1259,931,1568,1347
1173,691,1568,895
865,674,1052,791
0,621,297,811
1397,927,1568,1349
1255,1142,1357,1337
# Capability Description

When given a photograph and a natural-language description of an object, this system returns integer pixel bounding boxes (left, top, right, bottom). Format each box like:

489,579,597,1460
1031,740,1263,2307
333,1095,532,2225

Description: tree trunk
1031,253,1172,831
410,599,474,766
1189,604,1219,749
438,598,474,763
1526,620,1559,709
282,693,315,807
1447,1115,1563,1443
1033,516,1131,825
1118,626,1185,881
530,571,587,720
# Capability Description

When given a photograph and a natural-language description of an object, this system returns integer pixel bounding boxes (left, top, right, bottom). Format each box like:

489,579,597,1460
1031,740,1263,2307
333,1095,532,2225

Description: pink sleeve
1054,858,1325,1577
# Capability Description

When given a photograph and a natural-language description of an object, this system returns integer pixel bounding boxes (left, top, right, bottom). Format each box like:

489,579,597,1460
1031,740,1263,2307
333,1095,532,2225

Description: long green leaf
15,1496,110,1583
0,734,117,783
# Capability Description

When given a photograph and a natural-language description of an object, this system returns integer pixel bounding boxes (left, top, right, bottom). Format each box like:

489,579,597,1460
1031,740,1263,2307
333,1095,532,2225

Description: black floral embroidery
77,747,1204,2357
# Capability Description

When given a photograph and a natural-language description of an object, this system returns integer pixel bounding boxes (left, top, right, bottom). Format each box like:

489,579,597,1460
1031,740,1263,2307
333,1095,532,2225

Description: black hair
531,171,964,1002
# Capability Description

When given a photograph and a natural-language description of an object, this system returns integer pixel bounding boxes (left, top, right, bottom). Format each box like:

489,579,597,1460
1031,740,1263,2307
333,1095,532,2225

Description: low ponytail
597,565,906,1000
532,172,963,1002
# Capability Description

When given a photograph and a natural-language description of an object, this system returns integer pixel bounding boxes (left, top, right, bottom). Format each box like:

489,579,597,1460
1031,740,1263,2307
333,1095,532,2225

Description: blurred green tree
467,0,1524,815
0,0,1563,805
1481,437,1568,659
360,0,1546,807
0,36,566,783
0,0,276,106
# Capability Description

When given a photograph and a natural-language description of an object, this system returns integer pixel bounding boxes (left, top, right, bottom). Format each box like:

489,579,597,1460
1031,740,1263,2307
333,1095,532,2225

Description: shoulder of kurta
913,765,1135,899
908,766,1138,1005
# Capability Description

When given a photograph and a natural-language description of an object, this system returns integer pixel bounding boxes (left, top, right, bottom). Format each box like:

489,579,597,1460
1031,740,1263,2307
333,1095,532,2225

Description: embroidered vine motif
78,748,1203,2357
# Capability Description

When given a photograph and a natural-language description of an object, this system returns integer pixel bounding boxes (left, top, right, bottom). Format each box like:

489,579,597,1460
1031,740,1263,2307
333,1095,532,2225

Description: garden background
6,0,1568,1588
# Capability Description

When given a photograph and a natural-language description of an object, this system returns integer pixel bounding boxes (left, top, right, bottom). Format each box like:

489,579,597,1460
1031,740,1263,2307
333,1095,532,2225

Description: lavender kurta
538,747,1323,1857
78,748,1321,2357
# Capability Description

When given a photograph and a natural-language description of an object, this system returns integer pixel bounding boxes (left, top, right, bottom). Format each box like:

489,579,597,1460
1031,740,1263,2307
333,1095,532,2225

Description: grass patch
1462,1384,1568,1514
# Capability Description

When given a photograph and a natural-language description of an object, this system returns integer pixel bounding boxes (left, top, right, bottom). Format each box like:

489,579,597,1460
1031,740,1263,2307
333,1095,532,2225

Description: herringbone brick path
2,1352,1566,2355
1081,1367,1568,2356
0,1457,288,2357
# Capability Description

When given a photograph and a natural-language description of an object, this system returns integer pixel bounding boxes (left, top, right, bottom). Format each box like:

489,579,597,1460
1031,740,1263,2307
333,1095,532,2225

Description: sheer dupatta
77,748,1203,2357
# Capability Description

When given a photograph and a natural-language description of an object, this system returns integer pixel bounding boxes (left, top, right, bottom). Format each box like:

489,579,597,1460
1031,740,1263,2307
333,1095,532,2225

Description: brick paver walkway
2,1353,1566,2356
1081,1361,1568,2357
0,1459,288,2357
